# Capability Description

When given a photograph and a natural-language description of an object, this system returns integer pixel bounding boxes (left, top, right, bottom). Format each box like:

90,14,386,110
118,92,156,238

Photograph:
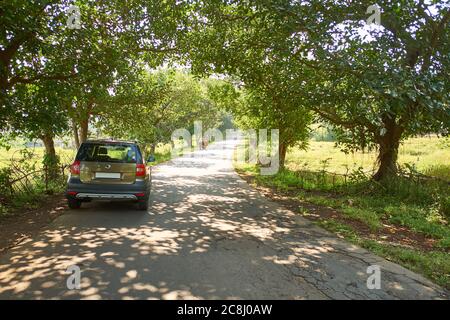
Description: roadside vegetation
234,138,450,289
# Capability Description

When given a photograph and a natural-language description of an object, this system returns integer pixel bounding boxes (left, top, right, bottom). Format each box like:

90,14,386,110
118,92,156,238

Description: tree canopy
185,0,450,179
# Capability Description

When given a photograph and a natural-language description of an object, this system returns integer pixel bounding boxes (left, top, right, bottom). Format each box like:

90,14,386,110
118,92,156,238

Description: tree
6,80,71,178
1,0,191,152
187,0,450,179
285,1,450,180
207,77,311,168
0,0,188,93
1,0,133,166
0,1,75,95
187,0,313,168
99,69,225,152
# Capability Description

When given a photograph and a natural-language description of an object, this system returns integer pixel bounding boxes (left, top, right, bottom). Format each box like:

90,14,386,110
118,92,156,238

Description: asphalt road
0,139,447,299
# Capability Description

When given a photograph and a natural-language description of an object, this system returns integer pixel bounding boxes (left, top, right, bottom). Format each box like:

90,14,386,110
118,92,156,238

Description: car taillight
136,163,146,177
70,161,80,175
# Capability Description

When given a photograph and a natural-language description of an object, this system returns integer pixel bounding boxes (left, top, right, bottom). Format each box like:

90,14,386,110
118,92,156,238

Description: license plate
95,172,120,179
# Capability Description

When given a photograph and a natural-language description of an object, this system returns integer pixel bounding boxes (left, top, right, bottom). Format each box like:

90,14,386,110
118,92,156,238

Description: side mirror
147,155,156,163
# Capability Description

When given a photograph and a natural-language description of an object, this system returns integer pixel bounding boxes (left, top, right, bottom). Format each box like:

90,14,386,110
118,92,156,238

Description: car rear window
76,143,142,163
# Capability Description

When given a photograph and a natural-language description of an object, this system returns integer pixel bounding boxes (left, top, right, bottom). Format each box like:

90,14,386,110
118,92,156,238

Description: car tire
137,198,149,211
68,198,82,209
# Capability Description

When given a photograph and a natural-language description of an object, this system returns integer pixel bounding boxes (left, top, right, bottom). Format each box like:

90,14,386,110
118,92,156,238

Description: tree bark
72,121,80,149
373,139,400,181
373,116,402,181
41,132,59,180
79,118,89,144
150,143,156,155
279,142,287,170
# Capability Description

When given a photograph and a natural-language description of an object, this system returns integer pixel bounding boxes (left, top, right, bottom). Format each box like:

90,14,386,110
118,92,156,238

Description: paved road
0,139,447,299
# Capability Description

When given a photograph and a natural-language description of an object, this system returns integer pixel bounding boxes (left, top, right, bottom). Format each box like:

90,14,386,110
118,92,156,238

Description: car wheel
68,198,82,209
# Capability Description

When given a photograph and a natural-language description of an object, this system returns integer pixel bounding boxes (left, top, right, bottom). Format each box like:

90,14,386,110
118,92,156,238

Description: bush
0,148,68,212
0,167,12,200
441,196,450,220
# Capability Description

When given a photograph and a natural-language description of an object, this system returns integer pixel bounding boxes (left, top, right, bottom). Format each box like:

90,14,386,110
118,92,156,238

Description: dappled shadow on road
0,142,446,300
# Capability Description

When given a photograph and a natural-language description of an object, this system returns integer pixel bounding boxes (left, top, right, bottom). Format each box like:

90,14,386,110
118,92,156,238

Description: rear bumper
75,193,138,200
66,177,150,201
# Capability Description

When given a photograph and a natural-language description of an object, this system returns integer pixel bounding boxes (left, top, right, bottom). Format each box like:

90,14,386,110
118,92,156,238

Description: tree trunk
150,143,156,155
373,117,402,181
41,132,59,181
279,142,287,170
373,140,400,181
79,118,89,143
72,121,80,149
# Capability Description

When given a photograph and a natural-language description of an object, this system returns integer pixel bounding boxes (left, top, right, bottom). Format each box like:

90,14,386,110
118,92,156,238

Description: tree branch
421,8,450,71
8,71,77,88
137,46,177,53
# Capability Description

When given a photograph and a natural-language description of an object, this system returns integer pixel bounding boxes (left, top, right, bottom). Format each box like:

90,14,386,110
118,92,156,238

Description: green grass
301,190,450,248
153,143,173,165
0,175,66,218
0,146,74,216
424,164,450,181
234,137,450,289
0,147,75,169
361,241,450,289
287,136,450,178
247,167,449,239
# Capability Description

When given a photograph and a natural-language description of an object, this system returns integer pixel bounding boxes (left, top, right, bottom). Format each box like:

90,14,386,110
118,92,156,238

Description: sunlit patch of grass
424,165,450,181
286,136,449,179
153,143,173,165
342,207,382,231
0,147,76,169
316,219,359,241
384,205,450,249
300,187,450,248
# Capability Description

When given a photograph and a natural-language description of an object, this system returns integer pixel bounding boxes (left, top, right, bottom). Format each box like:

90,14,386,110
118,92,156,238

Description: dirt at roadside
237,170,440,252
0,194,67,255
